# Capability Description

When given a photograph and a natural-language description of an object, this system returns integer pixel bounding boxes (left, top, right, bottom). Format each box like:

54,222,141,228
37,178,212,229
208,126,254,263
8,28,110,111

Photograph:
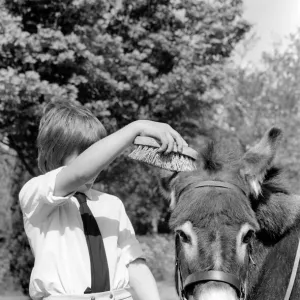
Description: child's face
63,152,98,193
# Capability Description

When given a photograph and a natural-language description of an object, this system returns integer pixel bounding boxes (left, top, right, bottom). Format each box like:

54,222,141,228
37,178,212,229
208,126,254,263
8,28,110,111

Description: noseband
175,180,247,300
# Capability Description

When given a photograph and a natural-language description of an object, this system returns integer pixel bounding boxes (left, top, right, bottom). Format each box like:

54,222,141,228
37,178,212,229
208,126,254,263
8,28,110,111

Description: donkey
159,128,300,300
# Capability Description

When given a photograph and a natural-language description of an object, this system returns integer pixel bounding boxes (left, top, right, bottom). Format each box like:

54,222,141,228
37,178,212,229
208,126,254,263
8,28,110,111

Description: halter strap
193,180,246,197
184,270,242,293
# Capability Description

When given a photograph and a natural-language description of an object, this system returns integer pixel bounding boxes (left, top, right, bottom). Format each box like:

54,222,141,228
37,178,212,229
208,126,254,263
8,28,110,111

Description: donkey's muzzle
194,281,238,300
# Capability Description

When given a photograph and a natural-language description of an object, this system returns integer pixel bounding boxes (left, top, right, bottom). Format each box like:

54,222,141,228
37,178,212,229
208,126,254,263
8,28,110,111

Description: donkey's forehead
169,183,258,230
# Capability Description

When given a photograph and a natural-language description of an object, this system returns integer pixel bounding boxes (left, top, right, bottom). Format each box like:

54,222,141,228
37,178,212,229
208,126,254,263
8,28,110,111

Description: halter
176,246,246,300
174,180,300,300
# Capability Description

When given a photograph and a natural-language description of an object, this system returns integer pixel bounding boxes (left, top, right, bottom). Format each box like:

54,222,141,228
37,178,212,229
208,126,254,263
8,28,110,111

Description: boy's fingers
172,130,183,152
170,130,186,153
165,132,174,154
158,133,168,152
173,143,178,153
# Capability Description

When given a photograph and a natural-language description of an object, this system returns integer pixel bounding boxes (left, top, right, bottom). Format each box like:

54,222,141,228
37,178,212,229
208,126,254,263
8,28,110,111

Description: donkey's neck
255,193,300,242
247,193,300,293
247,238,271,294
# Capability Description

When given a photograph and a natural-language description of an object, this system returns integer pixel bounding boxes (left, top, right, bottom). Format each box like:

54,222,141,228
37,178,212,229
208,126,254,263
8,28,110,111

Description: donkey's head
160,128,288,300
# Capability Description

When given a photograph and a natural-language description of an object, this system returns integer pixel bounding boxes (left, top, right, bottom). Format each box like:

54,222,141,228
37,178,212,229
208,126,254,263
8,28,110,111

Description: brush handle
133,136,198,160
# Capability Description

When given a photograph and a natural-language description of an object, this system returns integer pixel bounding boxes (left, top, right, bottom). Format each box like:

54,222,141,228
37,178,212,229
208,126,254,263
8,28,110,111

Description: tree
219,28,300,192
0,0,250,293
0,146,15,293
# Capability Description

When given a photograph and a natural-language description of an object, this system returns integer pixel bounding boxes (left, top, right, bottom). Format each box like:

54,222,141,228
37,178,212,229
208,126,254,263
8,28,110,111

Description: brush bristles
128,145,197,172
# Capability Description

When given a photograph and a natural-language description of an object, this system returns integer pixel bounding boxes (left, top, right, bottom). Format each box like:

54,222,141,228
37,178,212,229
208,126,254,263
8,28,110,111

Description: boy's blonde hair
37,101,107,174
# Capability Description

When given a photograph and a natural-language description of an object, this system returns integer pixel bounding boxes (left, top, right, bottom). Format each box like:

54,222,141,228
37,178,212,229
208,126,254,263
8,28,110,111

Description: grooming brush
128,136,198,172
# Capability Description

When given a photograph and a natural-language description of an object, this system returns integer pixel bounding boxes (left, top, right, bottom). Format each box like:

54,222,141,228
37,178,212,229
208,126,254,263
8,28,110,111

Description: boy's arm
116,200,159,299
54,120,186,197
128,258,161,300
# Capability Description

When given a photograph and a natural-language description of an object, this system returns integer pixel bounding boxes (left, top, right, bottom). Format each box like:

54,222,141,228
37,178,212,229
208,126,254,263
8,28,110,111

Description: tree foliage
218,29,300,192
0,0,250,293
0,0,250,169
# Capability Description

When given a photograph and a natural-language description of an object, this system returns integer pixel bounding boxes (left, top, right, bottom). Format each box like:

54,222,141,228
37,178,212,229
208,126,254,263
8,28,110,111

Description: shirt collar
84,189,93,200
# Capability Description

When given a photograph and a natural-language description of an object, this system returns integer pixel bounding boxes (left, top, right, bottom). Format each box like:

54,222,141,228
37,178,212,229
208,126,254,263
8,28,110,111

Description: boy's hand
128,258,161,300
134,120,188,154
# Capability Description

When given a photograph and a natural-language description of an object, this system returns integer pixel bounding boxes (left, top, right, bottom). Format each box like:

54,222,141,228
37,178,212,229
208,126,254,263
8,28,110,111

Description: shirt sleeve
117,201,144,266
19,167,75,222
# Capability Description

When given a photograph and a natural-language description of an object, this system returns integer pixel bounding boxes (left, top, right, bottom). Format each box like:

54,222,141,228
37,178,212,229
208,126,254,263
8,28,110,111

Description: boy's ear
240,127,283,197
158,169,180,210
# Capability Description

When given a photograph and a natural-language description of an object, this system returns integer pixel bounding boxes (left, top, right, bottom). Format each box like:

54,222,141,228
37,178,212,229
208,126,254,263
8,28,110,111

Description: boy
19,101,187,299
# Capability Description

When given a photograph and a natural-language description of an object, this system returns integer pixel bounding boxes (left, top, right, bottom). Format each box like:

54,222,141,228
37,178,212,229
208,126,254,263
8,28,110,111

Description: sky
236,0,300,66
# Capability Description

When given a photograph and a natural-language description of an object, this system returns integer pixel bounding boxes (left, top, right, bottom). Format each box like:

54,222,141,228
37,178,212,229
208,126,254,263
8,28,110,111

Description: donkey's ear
158,169,180,210
240,127,283,197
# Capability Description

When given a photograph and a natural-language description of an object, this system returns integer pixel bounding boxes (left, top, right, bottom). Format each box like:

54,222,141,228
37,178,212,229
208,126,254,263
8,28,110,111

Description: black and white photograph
1,0,300,299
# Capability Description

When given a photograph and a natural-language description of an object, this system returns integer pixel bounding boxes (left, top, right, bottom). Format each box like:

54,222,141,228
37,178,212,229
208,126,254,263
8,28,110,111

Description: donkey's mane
200,140,244,173
260,167,290,195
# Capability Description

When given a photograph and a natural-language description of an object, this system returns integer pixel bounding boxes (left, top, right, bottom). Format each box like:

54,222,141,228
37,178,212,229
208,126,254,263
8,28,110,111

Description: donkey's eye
177,230,190,244
242,230,254,244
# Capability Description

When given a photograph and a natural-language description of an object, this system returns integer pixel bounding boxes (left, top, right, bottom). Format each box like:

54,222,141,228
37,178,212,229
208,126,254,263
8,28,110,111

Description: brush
128,136,198,172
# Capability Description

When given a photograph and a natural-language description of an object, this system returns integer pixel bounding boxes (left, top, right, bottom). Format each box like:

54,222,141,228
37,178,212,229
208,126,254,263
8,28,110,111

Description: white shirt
19,167,143,300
